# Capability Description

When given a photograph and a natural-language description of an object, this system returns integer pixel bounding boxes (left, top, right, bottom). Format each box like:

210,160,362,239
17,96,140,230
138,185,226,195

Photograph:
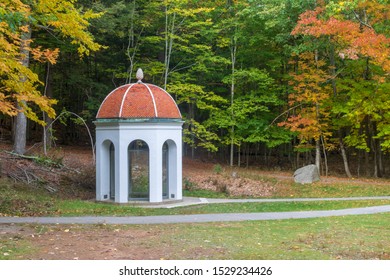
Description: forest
1,0,390,178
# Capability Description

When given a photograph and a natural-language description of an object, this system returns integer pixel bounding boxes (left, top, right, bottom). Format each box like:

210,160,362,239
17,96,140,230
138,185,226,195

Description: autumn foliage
292,5,390,73
278,52,332,150
0,0,101,124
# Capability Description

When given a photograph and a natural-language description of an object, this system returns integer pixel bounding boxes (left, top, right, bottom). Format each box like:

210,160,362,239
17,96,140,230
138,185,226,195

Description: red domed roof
96,82,181,119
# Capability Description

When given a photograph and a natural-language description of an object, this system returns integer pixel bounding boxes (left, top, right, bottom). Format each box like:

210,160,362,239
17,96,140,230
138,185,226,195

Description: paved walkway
142,196,390,208
0,196,389,225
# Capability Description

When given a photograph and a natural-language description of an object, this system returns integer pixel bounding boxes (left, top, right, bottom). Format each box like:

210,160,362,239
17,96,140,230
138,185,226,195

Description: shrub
183,177,197,191
213,164,223,174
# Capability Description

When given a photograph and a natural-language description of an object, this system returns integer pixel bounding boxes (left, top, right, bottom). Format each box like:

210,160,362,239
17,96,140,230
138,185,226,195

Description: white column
149,139,163,203
95,134,111,201
95,139,103,201
115,137,129,203
176,135,183,200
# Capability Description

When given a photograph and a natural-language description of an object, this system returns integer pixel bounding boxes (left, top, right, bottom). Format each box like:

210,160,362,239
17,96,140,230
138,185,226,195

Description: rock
293,164,320,184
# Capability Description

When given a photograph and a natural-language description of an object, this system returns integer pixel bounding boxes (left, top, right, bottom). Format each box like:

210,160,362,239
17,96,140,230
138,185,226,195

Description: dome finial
136,68,144,83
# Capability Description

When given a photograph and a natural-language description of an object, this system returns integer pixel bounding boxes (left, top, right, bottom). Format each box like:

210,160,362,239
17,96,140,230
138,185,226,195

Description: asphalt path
0,198,389,225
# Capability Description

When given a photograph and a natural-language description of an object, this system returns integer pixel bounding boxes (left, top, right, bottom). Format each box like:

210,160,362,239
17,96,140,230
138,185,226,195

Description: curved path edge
150,196,390,209
0,205,389,225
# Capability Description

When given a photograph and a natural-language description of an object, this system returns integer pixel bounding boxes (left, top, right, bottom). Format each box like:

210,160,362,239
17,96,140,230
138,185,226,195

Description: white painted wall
95,120,183,203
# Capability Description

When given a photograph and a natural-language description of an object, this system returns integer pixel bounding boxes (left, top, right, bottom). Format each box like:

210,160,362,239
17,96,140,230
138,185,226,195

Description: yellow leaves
280,52,333,145
83,10,105,20
16,91,57,125
0,26,57,122
0,0,103,123
31,47,60,64
0,0,29,14
19,25,30,33
38,1,103,56
0,93,17,117
217,37,230,48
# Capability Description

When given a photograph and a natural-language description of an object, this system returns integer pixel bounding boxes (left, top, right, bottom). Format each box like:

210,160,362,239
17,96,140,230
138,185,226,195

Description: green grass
184,169,390,199
273,182,390,198
167,200,390,215
0,180,57,217
0,177,389,217
0,235,35,260
17,198,390,217
2,213,389,260
185,182,390,199
135,213,390,259
228,168,390,198
184,188,231,198
1,178,389,260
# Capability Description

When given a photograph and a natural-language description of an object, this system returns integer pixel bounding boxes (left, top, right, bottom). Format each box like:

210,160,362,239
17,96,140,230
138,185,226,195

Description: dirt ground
0,144,231,259
1,223,199,260
1,144,389,260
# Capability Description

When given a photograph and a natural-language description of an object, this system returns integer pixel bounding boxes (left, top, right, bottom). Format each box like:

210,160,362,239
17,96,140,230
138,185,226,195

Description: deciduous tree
0,0,102,154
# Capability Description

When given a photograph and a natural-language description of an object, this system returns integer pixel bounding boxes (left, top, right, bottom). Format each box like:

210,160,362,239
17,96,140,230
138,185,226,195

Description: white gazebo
95,69,183,203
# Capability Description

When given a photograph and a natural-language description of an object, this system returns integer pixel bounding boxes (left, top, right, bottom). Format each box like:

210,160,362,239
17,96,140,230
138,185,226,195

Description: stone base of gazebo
94,198,184,207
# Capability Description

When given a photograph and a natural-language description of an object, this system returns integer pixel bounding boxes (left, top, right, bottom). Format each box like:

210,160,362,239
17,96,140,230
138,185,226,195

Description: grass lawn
184,182,390,198
52,199,390,216
0,176,389,260
272,182,390,198
1,177,389,217
161,213,390,259
1,213,389,260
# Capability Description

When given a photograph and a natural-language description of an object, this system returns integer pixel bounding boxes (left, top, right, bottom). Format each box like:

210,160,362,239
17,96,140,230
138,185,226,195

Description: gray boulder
293,164,320,184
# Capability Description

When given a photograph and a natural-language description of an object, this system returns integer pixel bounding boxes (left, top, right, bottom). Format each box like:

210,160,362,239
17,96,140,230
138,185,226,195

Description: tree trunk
365,151,370,177
378,140,384,176
331,43,348,178
163,5,175,90
237,142,241,167
246,144,250,168
372,122,382,178
229,33,237,167
315,140,321,172
230,127,234,166
13,26,32,155
339,136,352,178
320,135,329,177
357,149,361,177
43,63,53,155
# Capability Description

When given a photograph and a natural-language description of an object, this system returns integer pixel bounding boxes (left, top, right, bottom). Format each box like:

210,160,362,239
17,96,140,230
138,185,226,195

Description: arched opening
99,140,115,201
162,142,169,199
128,140,149,200
109,142,115,200
163,140,178,199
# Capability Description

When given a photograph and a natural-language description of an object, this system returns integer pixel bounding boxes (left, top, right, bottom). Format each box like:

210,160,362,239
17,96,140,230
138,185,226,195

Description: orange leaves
279,114,316,132
0,93,17,117
291,7,323,36
292,4,390,73
358,0,390,25
279,52,332,144
19,25,30,33
279,113,322,143
31,47,60,64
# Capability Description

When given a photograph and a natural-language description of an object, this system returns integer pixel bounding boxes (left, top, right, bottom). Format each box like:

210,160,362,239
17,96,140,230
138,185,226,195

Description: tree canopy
1,0,390,177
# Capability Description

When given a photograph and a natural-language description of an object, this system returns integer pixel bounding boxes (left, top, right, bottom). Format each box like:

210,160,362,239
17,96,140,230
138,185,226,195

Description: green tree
0,0,102,154
292,0,390,176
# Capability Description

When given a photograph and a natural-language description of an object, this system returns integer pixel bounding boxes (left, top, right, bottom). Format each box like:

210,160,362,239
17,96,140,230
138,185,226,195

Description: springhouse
95,69,183,203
